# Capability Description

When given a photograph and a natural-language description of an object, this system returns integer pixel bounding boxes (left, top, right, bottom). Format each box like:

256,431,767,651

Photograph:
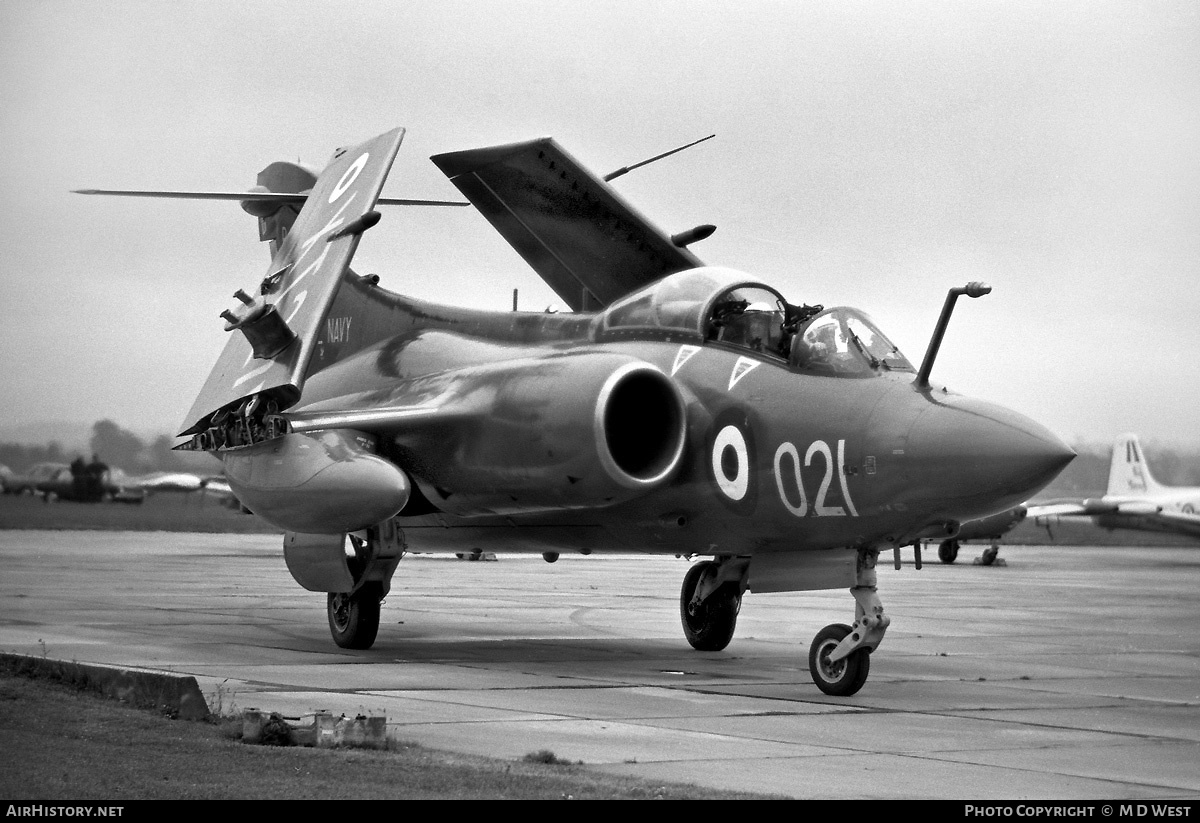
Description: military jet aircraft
1,462,70,497
929,504,1028,565
936,432,1200,563
31,458,112,502
12,459,214,504
1028,433,1200,541
78,127,1073,695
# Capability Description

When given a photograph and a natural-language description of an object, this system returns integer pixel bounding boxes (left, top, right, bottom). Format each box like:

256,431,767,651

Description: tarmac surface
2,529,1198,800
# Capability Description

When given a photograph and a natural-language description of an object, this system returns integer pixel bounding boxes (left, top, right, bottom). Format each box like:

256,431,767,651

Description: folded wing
431,138,703,311
180,128,406,434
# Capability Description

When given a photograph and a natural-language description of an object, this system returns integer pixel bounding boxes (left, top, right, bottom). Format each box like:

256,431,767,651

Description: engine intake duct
599,363,686,486
405,355,688,516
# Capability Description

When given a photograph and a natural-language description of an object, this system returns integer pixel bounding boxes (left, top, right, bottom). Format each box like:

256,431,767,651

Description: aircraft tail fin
1106,433,1165,496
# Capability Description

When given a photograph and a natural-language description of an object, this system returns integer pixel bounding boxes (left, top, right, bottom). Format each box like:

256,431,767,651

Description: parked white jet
937,433,1200,563
1031,433,1200,540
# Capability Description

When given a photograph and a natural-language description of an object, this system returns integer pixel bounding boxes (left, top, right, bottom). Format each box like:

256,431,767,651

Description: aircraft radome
77,128,1074,695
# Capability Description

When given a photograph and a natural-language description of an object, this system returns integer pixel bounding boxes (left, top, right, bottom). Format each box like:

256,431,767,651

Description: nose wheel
807,548,889,696
809,623,871,696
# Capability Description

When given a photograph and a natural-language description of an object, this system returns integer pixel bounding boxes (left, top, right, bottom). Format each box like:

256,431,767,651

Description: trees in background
0,420,218,474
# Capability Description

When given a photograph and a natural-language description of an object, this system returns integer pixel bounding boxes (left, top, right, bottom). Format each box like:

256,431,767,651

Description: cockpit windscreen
788,308,914,375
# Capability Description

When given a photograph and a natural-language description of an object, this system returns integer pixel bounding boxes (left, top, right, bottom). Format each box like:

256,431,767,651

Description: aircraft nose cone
907,395,1075,517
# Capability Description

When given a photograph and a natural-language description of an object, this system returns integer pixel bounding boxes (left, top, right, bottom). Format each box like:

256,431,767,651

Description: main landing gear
680,560,744,651
283,521,405,651
328,581,383,649
678,549,889,697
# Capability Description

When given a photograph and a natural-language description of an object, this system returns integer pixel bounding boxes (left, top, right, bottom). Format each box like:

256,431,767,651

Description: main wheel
809,623,870,696
938,539,959,564
327,582,383,650
680,561,740,651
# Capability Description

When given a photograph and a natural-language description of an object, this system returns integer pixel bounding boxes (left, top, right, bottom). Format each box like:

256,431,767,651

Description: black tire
809,623,870,696
938,539,959,564
327,582,382,650
979,546,998,566
680,561,740,651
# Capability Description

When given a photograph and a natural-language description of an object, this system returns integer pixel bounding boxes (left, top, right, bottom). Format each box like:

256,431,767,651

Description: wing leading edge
431,138,704,311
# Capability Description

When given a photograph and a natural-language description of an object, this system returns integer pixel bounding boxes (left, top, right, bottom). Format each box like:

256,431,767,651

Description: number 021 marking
772,438,858,518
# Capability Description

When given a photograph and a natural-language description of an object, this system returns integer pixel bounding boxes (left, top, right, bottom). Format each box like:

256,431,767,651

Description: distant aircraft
77,127,1073,695
110,469,201,493
1,458,217,505
0,462,68,496
929,505,1027,565
195,476,242,509
24,457,114,502
1030,433,1200,540
941,433,1200,560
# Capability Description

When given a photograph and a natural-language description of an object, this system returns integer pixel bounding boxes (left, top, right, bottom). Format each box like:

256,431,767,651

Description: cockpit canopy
599,266,914,376
789,307,914,375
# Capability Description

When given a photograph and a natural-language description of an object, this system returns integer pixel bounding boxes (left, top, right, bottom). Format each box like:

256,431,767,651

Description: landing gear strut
299,520,404,651
809,548,889,696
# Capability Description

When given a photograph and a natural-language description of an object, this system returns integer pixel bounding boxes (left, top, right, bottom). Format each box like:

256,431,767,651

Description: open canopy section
597,266,914,377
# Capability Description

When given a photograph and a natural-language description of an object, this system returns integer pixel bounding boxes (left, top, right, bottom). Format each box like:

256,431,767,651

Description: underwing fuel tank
222,429,410,534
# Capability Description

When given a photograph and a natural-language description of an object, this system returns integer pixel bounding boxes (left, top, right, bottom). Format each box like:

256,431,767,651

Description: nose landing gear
810,548,889,696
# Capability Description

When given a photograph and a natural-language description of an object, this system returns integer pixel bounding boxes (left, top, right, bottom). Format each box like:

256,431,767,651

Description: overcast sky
2,0,1197,450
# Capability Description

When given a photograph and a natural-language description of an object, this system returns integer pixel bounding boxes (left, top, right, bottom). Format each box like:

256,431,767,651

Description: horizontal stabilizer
74,188,466,207
432,138,704,311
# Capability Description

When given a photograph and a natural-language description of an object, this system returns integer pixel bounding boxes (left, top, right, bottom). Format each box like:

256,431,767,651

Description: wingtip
430,137,555,178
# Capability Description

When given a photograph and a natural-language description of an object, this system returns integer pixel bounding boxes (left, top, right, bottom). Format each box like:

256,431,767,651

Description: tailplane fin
1107,433,1164,496
246,161,320,255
